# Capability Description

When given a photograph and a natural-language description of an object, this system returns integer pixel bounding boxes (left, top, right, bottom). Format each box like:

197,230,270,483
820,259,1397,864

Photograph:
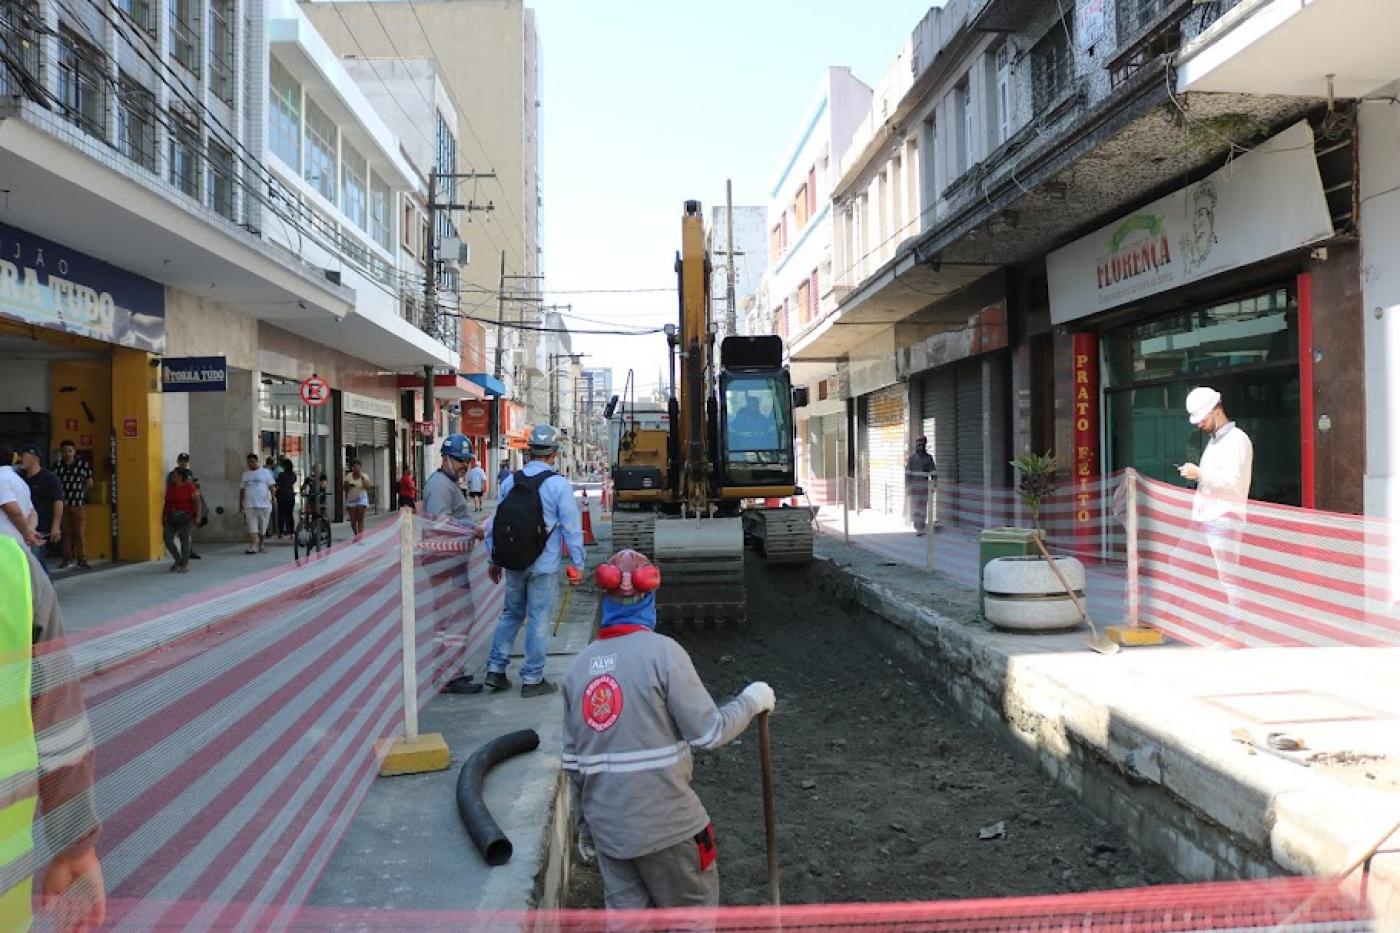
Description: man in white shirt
466,459,487,513
1178,386,1254,632
238,453,276,555
0,445,41,550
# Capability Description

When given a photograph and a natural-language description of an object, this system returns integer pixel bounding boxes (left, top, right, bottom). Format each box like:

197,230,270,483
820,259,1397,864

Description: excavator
608,200,813,622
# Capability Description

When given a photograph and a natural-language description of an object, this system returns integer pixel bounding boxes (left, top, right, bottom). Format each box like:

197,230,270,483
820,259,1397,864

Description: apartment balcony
1175,0,1400,99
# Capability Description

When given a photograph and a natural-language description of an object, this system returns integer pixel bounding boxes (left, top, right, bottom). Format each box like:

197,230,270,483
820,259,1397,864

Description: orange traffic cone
580,488,597,545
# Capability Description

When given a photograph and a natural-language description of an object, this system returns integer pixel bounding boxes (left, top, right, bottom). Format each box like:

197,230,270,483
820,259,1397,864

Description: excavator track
743,507,814,565
610,512,746,623
611,511,656,558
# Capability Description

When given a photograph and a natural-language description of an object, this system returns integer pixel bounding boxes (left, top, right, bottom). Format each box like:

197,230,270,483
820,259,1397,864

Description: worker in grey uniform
562,548,776,910
420,433,485,539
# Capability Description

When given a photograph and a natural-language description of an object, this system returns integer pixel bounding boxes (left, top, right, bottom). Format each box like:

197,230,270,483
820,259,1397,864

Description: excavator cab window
722,375,793,485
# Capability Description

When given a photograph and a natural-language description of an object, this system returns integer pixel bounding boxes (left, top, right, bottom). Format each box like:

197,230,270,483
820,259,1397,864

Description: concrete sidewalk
810,518,1400,920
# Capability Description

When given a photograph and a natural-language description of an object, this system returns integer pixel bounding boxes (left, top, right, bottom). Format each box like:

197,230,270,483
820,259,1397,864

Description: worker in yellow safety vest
0,537,104,931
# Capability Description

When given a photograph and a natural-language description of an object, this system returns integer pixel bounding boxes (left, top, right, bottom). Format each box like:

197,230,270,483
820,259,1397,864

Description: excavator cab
718,335,795,490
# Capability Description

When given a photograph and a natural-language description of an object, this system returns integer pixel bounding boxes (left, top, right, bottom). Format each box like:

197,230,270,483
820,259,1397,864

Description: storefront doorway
1105,285,1301,506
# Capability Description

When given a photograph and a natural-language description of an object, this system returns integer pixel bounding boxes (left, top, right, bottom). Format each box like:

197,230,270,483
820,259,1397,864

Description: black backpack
491,470,556,570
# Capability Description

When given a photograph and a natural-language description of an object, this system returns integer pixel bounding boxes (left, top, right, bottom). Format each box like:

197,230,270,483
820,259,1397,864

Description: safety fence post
378,508,451,775
1125,469,1140,630
842,474,850,546
925,474,935,573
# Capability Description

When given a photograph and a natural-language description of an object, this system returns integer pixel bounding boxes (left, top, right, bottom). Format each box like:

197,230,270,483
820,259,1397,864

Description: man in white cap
1178,386,1253,630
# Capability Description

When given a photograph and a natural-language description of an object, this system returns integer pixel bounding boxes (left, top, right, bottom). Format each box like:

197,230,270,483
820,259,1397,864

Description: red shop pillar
1071,333,1100,557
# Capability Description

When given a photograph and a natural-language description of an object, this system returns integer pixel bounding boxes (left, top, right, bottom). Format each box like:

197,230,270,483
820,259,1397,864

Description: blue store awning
464,373,507,397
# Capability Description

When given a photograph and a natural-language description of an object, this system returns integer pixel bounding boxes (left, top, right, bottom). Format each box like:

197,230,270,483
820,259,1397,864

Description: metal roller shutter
919,371,956,485
373,417,391,447
955,360,984,490
861,384,905,518
344,413,376,446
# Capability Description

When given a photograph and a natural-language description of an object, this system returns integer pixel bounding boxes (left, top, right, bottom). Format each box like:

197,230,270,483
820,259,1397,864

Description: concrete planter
983,555,1085,632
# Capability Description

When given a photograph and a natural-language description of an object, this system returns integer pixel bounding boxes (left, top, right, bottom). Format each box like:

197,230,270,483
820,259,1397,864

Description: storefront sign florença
1046,120,1334,324
0,220,165,352
1071,333,1099,549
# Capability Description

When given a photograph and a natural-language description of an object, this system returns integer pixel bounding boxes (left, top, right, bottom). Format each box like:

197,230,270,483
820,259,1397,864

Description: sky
528,0,937,397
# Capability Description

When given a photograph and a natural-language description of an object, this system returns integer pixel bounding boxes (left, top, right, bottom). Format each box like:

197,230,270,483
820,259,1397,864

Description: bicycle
293,488,333,560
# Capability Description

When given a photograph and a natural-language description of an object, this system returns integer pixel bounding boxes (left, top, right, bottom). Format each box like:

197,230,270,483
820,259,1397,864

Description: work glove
741,681,776,714
576,830,596,864
566,565,582,586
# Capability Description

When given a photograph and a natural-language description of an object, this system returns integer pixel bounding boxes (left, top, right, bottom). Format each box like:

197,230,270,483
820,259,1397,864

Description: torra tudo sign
1047,121,1334,324
162,356,227,392
0,221,165,352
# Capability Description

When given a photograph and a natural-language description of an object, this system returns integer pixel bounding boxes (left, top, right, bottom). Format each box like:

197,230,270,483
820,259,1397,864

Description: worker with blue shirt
484,424,586,698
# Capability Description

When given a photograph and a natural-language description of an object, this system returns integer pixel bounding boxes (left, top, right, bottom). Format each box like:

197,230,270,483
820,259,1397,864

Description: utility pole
491,250,506,461
725,178,737,339
423,167,494,464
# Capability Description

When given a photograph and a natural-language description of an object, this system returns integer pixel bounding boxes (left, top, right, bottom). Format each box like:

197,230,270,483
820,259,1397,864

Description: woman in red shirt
397,466,418,511
163,468,202,572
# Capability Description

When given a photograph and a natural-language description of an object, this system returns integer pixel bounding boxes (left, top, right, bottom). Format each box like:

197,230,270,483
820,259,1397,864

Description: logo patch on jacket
583,674,623,733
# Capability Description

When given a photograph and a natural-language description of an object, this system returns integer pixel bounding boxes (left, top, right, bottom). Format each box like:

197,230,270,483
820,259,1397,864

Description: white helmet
1185,387,1221,426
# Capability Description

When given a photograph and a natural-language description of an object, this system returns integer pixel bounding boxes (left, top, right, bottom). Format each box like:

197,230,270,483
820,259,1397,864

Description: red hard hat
597,549,659,596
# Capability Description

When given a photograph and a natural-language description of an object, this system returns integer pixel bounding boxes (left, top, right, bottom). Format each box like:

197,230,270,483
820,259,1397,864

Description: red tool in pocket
694,823,717,871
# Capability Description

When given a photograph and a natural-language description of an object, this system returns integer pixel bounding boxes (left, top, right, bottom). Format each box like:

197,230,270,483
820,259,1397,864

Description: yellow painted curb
378,732,451,776
1106,624,1166,647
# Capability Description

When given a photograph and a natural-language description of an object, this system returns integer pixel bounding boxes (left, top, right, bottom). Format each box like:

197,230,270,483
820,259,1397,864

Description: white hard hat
1185,387,1221,426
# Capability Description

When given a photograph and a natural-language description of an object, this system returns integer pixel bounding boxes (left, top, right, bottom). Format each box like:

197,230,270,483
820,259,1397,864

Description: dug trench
565,556,1178,907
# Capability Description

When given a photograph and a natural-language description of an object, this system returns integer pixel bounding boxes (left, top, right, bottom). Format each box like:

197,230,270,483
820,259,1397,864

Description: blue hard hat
440,433,473,461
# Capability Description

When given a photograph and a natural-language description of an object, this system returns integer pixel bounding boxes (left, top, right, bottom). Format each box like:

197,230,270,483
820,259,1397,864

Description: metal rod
842,474,850,546
925,475,935,572
725,179,737,338
757,711,780,906
399,510,419,742
1126,469,1141,628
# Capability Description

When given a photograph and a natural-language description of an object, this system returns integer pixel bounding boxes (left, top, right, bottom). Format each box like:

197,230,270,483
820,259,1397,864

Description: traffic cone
581,504,597,546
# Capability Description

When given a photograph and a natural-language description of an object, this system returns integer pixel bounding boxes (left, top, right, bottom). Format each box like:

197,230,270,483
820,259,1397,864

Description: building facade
0,0,461,558
789,0,1376,542
761,67,872,506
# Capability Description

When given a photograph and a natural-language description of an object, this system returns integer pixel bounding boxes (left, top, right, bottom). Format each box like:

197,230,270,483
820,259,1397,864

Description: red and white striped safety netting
28,511,501,930
838,470,1400,649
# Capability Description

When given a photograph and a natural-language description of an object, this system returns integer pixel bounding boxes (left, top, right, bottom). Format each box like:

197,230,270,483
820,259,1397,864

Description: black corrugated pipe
456,728,541,866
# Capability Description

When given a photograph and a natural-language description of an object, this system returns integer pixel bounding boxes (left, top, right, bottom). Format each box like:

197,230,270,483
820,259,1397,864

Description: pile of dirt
565,557,1176,908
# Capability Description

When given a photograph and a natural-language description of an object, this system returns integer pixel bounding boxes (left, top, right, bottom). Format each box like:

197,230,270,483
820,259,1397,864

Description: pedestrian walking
496,458,510,498
466,458,487,512
274,458,297,538
52,440,93,568
397,465,418,511
162,468,202,572
906,435,936,537
563,548,775,910
1177,386,1254,630
264,458,280,537
344,460,371,537
483,425,586,698
18,445,63,576
0,444,41,552
169,453,204,559
238,453,275,555
0,537,105,930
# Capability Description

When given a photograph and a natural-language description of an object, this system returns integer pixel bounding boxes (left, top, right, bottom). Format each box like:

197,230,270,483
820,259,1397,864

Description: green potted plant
1011,451,1059,533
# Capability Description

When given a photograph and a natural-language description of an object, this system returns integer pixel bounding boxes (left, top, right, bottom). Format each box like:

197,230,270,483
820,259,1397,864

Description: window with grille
0,0,41,100
168,110,200,198
58,27,106,138
1032,17,1073,113
117,73,157,170
993,43,1012,144
369,173,392,251
208,139,235,219
952,78,973,176
209,0,235,103
170,0,200,74
1117,0,1171,39
303,96,337,204
797,280,811,325
268,58,300,169
342,142,367,231
793,184,809,228
116,0,154,32
435,112,458,239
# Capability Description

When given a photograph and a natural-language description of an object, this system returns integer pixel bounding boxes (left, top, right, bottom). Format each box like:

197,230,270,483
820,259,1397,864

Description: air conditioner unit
324,268,342,286
440,237,471,265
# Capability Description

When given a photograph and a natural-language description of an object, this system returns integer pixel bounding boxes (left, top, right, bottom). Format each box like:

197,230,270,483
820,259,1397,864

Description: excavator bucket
653,516,746,623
